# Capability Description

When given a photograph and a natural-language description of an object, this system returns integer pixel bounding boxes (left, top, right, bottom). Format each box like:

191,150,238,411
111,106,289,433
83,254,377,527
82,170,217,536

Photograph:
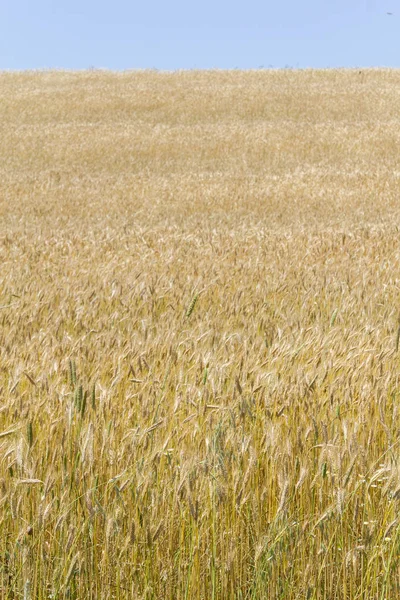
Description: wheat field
1,69,400,599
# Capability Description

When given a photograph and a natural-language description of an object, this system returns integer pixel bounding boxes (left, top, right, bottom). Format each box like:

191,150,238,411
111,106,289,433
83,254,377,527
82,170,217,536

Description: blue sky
0,0,398,70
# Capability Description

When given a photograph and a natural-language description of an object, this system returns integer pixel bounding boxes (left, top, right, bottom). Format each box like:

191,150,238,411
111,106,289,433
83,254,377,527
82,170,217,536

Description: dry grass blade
0,428,20,439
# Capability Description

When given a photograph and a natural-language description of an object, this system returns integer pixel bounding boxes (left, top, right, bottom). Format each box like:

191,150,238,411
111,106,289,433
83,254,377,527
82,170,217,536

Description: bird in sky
387,12,394,15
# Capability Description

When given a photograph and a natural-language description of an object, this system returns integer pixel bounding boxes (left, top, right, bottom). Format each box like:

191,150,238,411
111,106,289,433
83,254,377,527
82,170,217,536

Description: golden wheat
1,68,400,598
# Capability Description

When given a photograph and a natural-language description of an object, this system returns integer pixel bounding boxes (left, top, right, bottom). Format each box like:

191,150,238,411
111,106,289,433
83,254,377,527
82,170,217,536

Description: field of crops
2,69,400,599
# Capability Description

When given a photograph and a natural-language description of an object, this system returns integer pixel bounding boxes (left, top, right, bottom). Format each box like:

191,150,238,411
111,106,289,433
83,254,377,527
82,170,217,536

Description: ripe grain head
1,68,400,598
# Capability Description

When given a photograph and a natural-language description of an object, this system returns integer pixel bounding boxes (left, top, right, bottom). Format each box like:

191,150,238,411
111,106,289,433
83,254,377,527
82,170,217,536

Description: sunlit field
2,68,400,599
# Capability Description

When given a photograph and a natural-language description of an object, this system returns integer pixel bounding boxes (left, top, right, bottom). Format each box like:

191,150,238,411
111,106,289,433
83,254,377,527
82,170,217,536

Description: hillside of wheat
1,69,400,599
